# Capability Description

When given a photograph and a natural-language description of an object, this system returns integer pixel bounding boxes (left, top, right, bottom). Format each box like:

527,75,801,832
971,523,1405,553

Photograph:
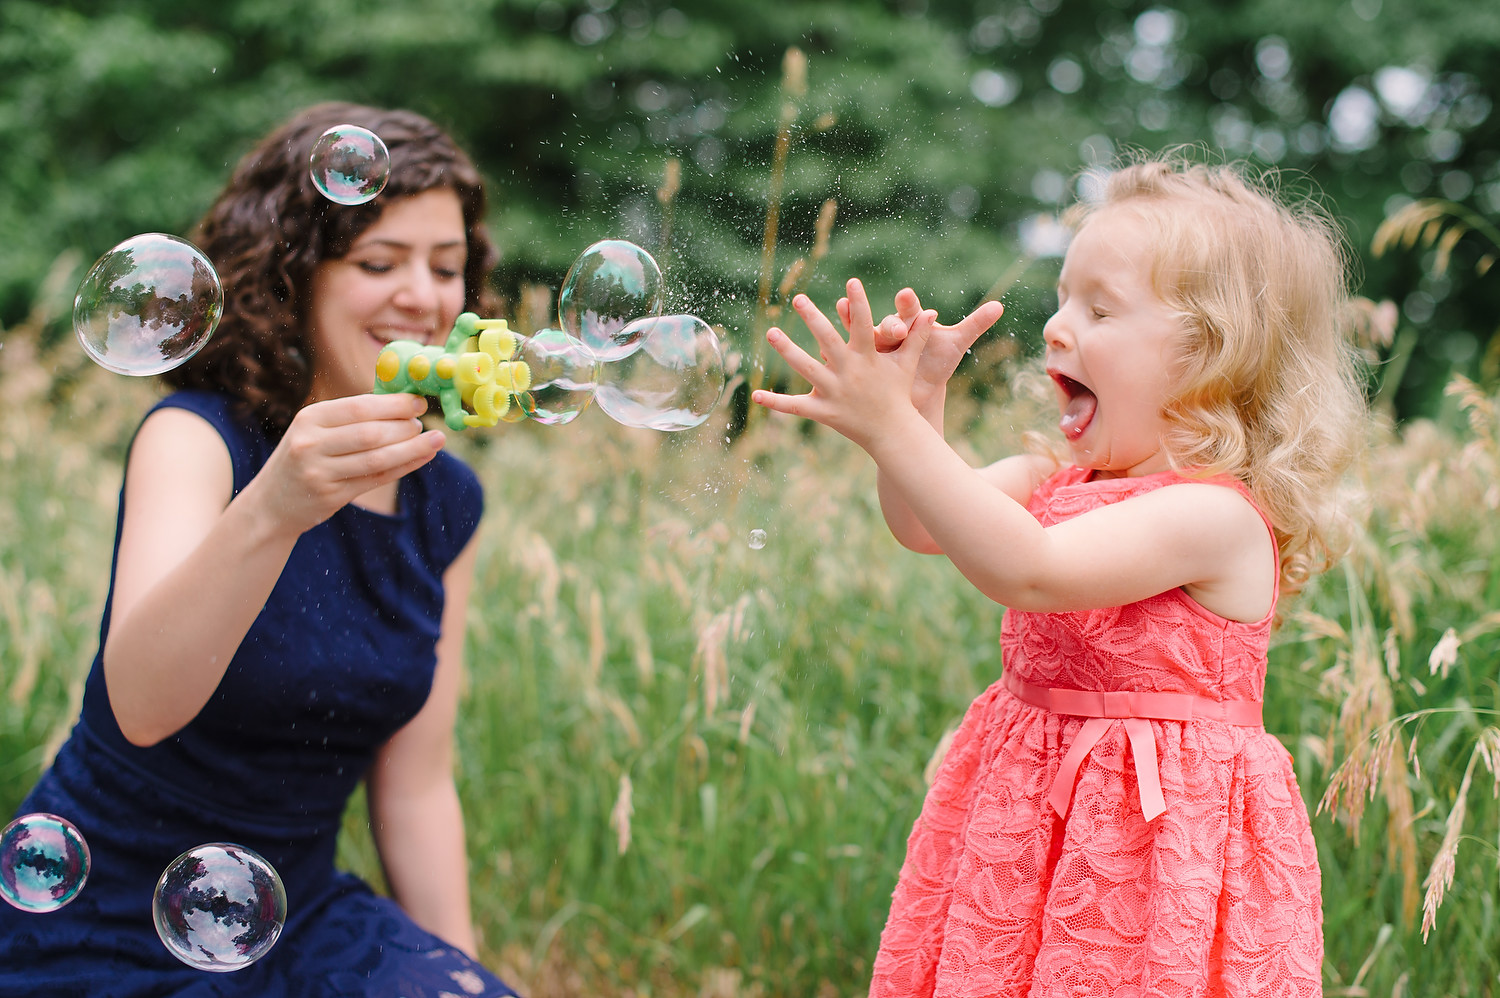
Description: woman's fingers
329,431,446,489
304,392,428,428
319,413,428,458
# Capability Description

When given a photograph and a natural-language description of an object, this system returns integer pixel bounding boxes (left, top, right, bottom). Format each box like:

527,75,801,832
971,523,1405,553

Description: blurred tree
0,0,1496,415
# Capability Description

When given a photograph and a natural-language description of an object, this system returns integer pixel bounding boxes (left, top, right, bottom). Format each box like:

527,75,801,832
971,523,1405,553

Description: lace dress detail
868,466,1322,998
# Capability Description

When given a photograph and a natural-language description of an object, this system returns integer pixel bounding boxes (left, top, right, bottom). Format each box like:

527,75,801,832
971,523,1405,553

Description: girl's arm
104,393,443,746
366,538,480,957
754,281,1274,618
847,288,1008,552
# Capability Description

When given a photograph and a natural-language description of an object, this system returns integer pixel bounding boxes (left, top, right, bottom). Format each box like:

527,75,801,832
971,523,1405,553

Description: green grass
3,324,1498,996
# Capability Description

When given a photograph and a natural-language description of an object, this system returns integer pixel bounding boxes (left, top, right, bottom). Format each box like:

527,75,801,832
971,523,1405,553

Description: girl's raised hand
839,288,1005,413
251,393,444,537
752,278,934,450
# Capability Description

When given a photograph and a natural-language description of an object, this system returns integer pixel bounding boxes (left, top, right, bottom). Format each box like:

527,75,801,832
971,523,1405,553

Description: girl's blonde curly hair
1068,156,1367,599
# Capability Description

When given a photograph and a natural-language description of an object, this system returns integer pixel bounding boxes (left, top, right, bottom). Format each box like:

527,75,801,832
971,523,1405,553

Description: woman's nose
393,263,441,314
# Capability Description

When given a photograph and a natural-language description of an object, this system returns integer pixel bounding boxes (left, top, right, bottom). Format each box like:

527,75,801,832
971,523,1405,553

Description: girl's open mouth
1051,372,1098,440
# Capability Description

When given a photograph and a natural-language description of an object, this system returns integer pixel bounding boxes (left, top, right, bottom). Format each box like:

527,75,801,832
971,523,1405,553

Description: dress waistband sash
1001,671,1264,822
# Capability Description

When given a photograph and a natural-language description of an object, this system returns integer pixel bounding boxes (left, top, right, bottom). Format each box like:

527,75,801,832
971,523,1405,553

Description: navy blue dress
0,391,518,998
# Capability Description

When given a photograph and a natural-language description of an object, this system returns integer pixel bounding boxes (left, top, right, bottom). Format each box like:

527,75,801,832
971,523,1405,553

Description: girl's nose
1042,311,1069,350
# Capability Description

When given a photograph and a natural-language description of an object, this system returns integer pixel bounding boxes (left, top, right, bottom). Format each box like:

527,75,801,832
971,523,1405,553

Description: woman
0,103,519,998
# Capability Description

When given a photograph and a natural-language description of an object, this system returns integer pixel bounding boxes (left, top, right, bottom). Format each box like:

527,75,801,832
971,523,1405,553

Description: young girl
0,103,519,997
753,160,1365,996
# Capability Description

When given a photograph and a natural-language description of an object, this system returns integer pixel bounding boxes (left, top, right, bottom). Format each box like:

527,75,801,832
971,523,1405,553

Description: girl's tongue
1058,381,1097,440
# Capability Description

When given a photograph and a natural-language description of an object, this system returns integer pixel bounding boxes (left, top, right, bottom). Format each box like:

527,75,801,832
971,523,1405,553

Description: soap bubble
558,240,664,362
154,842,286,972
73,233,224,376
516,328,600,426
748,529,767,550
309,124,391,206
595,314,725,431
0,813,90,913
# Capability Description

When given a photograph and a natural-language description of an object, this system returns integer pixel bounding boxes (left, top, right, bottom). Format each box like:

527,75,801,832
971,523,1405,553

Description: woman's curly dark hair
164,102,500,437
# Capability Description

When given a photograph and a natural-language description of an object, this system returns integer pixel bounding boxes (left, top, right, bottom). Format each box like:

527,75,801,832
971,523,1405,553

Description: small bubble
154,843,286,972
309,124,391,206
517,328,601,425
0,813,90,913
748,529,767,550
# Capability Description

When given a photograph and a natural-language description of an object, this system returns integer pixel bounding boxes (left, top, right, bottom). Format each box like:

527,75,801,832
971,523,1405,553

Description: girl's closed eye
357,259,395,275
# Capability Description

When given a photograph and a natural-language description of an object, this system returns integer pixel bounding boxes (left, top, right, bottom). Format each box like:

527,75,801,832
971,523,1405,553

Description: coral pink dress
868,467,1322,998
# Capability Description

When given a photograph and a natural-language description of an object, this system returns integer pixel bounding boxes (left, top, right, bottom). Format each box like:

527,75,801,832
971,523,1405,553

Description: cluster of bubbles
552,239,726,432
70,125,726,432
3,813,286,972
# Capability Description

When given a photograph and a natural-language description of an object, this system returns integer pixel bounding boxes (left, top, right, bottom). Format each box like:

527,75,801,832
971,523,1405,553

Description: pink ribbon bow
1002,671,1263,822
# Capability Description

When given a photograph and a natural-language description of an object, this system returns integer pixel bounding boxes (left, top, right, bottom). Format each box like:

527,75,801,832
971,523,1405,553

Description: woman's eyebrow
353,237,467,250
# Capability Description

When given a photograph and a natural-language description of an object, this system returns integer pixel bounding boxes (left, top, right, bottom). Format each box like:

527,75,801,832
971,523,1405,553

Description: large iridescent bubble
516,328,600,425
153,843,287,972
595,314,726,431
73,233,224,376
309,124,391,206
558,240,664,362
0,813,90,913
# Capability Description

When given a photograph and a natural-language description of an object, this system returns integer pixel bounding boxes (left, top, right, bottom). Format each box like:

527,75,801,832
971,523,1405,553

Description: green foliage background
2,0,1499,412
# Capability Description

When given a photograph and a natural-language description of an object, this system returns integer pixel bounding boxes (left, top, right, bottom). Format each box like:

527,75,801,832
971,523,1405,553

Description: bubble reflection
153,843,286,972
0,813,90,913
73,233,224,376
309,124,391,206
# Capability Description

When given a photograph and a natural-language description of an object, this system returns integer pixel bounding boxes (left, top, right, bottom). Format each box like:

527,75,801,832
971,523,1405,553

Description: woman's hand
250,393,444,538
104,395,444,746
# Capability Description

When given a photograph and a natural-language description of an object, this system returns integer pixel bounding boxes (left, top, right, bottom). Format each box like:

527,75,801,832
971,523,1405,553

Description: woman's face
305,188,468,402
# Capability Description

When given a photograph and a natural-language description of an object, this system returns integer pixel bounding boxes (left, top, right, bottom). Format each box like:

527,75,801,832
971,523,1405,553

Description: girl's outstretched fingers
842,278,878,351
761,325,827,389
788,293,851,362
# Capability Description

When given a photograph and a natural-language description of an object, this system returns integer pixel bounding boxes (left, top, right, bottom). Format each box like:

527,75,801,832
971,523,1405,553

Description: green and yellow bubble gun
372,312,532,431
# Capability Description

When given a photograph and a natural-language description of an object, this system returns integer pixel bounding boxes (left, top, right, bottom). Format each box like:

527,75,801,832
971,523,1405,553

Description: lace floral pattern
868,468,1322,998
